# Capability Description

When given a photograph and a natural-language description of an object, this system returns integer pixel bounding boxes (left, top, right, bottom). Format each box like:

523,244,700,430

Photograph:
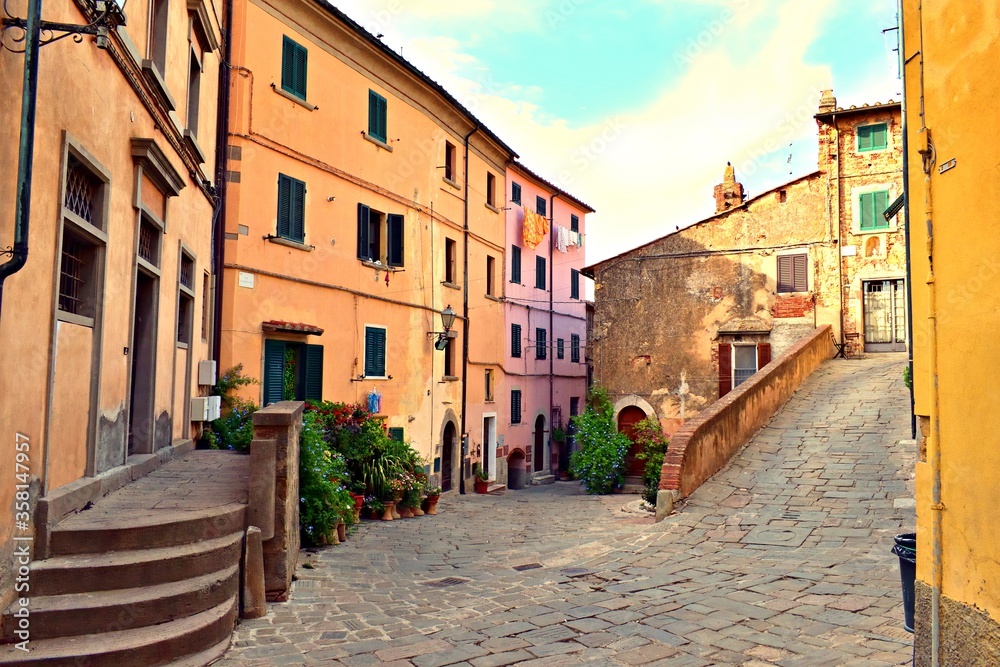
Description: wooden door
618,406,647,478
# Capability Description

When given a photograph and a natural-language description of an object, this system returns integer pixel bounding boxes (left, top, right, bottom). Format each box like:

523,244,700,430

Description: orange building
0,0,222,608
219,0,517,492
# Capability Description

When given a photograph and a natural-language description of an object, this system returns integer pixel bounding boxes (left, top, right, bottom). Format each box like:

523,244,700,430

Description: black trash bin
892,533,916,633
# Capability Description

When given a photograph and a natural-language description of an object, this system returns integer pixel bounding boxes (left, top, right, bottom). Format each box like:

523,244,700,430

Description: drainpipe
459,124,480,495
833,113,845,345
211,0,235,366
0,0,42,321
899,0,916,439
549,193,559,476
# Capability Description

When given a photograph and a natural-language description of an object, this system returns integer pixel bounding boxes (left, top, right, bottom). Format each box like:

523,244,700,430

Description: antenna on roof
787,142,793,175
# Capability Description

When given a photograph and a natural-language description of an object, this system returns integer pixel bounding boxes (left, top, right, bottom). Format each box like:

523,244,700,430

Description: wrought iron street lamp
428,305,457,351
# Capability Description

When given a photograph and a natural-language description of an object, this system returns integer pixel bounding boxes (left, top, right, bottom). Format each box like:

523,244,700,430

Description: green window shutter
511,245,521,283
378,95,387,141
290,178,305,243
858,125,872,151
859,123,887,152
570,269,580,299
570,215,579,233
536,256,546,289
874,190,890,228
511,182,521,205
571,334,580,363
511,324,521,358
860,192,874,230
388,427,404,442
303,344,323,401
557,338,564,359
294,42,307,99
511,390,521,424
365,327,386,377
368,90,387,142
536,196,546,216
357,203,370,260
872,123,887,150
536,328,546,360
281,37,295,95
387,214,404,267
277,174,291,239
263,340,286,406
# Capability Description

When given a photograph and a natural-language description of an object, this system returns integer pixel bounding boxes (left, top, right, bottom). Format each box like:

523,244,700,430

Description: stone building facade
585,92,905,438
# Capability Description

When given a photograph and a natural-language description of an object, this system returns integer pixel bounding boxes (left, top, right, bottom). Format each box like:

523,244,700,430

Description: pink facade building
498,163,592,487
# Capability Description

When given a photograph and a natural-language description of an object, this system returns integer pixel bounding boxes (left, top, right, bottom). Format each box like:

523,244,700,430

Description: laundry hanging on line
522,208,549,250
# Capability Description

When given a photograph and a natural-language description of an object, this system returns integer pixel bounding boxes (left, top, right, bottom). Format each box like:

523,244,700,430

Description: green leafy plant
472,462,489,482
205,364,259,452
633,417,669,505
283,348,297,401
425,485,442,497
903,364,912,389
569,385,631,495
299,412,356,547
551,425,567,444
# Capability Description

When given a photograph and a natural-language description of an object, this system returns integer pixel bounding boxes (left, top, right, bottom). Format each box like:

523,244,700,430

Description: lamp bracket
2,0,126,52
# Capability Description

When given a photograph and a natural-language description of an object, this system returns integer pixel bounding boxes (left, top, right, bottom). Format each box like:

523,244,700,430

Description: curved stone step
0,597,237,666
164,636,231,666
30,532,243,596
3,565,238,641
49,504,246,555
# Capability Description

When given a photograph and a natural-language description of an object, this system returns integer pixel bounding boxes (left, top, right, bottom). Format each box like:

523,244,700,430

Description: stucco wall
659,325,834,501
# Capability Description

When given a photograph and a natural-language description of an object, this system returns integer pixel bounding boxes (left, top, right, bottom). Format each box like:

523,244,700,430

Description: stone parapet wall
657,325,834,510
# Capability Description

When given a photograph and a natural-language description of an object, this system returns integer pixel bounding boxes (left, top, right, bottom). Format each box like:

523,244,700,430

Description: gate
863,279,907,352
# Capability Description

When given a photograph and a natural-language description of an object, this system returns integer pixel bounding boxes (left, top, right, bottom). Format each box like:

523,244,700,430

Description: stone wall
914,581,1000,666
656,325,834,513
250,401,303,601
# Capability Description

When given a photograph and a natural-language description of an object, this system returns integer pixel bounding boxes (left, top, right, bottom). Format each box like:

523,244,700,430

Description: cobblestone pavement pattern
219,355,915,667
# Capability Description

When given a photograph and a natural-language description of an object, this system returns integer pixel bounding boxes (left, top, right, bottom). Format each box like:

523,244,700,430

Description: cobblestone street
219,355,915,667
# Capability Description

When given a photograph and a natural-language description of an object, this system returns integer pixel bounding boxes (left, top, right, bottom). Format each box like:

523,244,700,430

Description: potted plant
424,485,442,515
473,463,490,494
348,479,366,522
365,496,385,521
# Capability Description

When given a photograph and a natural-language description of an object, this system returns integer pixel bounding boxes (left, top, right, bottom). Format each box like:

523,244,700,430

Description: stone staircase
0,451,250,666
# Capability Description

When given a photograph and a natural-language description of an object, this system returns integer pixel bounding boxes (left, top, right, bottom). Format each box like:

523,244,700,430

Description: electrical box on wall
191,395,222,422
198,360,217,386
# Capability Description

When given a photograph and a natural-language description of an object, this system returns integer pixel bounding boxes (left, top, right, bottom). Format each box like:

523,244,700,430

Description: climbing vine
283,348,297,401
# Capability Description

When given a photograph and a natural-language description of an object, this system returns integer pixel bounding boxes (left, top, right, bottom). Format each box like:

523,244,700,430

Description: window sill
140,59,176,111
485,399,495,404
271,84,318,110
56,310,95,328
363,133,393,152
484,202,499,214
485,294,501,302
176,341,190,350
443,176,460,190
851,226,895,236
267,236,313,252
442,375,459,382
361,260,403,272
183,129,206,164
442,281,461,291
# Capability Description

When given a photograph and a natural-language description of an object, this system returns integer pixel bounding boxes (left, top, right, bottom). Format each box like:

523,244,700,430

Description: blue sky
334,0,902,262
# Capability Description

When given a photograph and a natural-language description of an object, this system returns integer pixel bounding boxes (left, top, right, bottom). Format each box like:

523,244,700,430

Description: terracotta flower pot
391,498,401,519
474,479,489,494
425,495,440,515
412,505,424,517
398,505,413,519
337,521,347,542
381,501,395,521
352,494,364,523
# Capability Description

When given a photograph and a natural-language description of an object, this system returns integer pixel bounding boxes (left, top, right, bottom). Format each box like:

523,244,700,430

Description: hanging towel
555,225,569,253
522,209,549,250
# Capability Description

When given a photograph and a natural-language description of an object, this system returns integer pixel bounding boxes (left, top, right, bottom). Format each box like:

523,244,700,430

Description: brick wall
771,294,815,319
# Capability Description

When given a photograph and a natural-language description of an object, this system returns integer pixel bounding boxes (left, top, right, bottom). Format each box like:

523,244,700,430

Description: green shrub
299,412,356,547
569,385,631,495
633,417,669,505
204,364,258,452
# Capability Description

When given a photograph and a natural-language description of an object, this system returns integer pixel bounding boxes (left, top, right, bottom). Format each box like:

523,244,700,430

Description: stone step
2,564,239,641
49,503,246,556
164,636,231,666
30,532,243,596
486,483,507,494
530,474,556,485
0,598,237,666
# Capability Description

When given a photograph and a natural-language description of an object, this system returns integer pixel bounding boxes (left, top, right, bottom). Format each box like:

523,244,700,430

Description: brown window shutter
757,343,771,369
793,254,808,291
718,343,732,398
777,256,792,292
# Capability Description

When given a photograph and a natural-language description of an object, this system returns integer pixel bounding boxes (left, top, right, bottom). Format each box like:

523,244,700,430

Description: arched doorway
533,415,546,473
618,406,647,480
442,421,456,492
507,449,527,490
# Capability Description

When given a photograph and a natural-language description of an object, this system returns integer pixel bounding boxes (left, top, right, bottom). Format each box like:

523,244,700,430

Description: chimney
713,162,745,214
818,89,837,113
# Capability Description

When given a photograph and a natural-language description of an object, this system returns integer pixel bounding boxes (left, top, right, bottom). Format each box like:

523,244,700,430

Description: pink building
498,163,592,487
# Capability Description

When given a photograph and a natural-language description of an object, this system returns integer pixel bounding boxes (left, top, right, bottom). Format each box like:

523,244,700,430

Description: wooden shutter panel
757,343,771,369
512,324,521,357
793,254,808,292
294,43,307,99
777,256,792,292
276,175,291,238
263,340,286,406
291,179,305,242
860,192,874,230
281,38,295,93
357,203,370,259
571,269,580,299
302,344,323,401
718,343,732,398
365,328,385,377
536,328,546,359
388,427,404,442
512,390,521,424
511,246,521,283
378,95,387,140
387,214,404,267
368,90,378,138
536,256,546,289
873,124,887,149
875,190,889,224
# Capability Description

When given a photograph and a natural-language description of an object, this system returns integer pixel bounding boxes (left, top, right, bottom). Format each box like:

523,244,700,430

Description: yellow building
220,0,517,492
0,0,222,610
903,1,1000,663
